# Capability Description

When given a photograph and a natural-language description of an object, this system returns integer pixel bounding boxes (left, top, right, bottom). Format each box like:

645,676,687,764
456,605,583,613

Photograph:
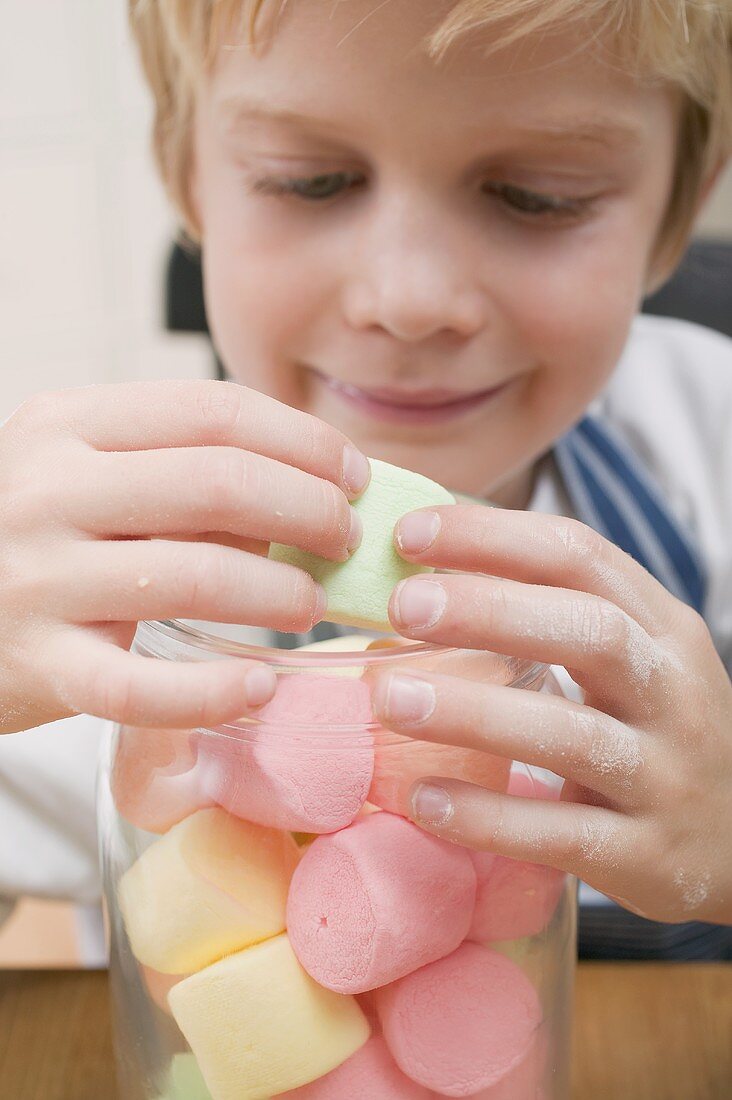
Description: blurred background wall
0,2,731,965
0,1,213,428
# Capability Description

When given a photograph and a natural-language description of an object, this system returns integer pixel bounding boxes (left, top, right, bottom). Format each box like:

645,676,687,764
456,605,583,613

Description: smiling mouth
312,370,512,425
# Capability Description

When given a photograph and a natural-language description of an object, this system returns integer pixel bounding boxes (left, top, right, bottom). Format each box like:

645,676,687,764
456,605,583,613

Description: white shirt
1,315,730,918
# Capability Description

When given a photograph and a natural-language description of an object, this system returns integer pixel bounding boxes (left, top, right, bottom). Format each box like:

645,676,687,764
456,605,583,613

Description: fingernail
246,665,277,707
342,445,371,496
396,511,440,554
347,507,363,553
411,783,454,826
392,578,446,629
384,674,436,724
312,583,328,624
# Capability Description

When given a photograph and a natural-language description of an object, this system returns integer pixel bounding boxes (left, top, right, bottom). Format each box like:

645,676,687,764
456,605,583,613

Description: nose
341,197,487,343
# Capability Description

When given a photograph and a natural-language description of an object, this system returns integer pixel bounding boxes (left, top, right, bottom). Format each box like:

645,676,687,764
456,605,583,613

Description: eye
252,171,365,201
484,182,590,220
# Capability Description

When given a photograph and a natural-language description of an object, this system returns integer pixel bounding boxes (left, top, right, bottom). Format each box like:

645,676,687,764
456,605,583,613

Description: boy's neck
485,461,539,512
453,461,538,511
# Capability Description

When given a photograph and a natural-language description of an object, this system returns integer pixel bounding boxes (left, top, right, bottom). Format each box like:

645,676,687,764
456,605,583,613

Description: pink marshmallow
470,772,566,943
468,1026,548,1098
111,726,210,834
469,855,566,943
287,812,477,994
369,732,510,817
280,1035,432,1099
198,675,375,833
356,990,381,1034
507,767,561,801
376,942,542,1097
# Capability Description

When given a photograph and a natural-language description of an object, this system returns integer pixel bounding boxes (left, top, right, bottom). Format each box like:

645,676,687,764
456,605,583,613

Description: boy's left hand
372,505,732,925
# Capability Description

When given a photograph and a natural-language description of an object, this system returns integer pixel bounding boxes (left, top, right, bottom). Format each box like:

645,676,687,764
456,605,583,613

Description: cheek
197,163,333,392
494,215,650,410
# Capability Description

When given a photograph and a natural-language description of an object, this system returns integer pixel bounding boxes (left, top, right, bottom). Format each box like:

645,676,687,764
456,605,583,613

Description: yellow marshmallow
295,634,372,677
119,808,299,974
168,934,371,1100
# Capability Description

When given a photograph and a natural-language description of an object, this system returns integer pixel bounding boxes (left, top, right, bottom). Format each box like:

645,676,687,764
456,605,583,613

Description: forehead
207,0,671,148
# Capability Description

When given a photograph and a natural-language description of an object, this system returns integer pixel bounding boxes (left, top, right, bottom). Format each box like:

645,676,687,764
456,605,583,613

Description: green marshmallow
270,458,455,630
157,1053,212,1100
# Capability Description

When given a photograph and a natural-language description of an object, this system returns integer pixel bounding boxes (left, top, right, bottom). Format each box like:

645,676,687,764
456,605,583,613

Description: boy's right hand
0,380,369,735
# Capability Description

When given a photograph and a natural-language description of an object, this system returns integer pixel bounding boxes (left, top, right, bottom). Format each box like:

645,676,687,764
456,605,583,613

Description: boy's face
193,0,678,502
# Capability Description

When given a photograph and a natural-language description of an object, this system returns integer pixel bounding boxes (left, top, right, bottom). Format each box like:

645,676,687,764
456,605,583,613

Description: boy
1,0,731,954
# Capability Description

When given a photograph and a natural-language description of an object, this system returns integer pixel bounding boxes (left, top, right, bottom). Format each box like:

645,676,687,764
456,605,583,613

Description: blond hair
129,0,732,277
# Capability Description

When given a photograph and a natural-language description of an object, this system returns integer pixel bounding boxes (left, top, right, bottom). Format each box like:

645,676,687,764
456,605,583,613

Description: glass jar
99,619,576,1100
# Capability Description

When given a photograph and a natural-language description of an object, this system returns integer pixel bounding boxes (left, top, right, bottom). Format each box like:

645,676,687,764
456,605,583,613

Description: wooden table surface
0,963,730,1099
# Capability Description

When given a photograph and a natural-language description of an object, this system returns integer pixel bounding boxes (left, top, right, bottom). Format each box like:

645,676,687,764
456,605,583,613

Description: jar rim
137,618,547,690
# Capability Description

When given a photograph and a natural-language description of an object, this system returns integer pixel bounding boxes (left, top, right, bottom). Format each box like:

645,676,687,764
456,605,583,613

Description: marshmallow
506,767,560,800
468,1026,547,1099
297,635,372,653
119,808,299,973
140,965,185,1015
369,732,511,817
160,1053,212,1100
279,1035,432,1099
168,934,371,1100
469,854,566,944
291,800,380,848
287,812,476,993
112,726,209,834
199,674,374,833
270,459,455,630
470,772,565,943
356,990,381,1033
296,634,372,676
292,832,318,847
376,942,542,1097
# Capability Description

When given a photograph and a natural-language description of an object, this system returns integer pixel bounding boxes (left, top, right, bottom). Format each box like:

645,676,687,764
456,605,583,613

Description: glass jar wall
99,619,576,1100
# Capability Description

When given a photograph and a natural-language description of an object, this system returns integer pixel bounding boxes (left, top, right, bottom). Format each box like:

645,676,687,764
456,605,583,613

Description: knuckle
305,411,334,455
199,448,251,516
296,412,342,478
92,664,136,723
169,545,215,609
460,579,507,644
193,382,244,441
570,811,615,869
555,519,606,564
674,601,710,651
577,596,629,656
477,796,507,851
581,714,642,784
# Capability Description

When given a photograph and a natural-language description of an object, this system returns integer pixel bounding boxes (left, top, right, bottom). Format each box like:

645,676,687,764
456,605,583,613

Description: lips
312,370,511,426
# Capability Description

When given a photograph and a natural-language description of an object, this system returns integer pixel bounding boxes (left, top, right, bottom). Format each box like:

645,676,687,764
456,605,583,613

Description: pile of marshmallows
114,461,566,1100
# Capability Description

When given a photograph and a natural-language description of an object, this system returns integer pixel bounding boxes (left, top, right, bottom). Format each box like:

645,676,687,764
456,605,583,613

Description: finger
372,670,645,804
394,505,675,636
43,629,278,728
63,447,361,561
388,574,667,712
52,381,371,498
167,532,269,556
48,539,326,634
406,775,626,884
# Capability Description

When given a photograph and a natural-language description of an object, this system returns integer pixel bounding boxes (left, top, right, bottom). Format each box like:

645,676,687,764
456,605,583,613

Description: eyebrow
501,118,645,151
216,96,645,152
216,97,353,139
